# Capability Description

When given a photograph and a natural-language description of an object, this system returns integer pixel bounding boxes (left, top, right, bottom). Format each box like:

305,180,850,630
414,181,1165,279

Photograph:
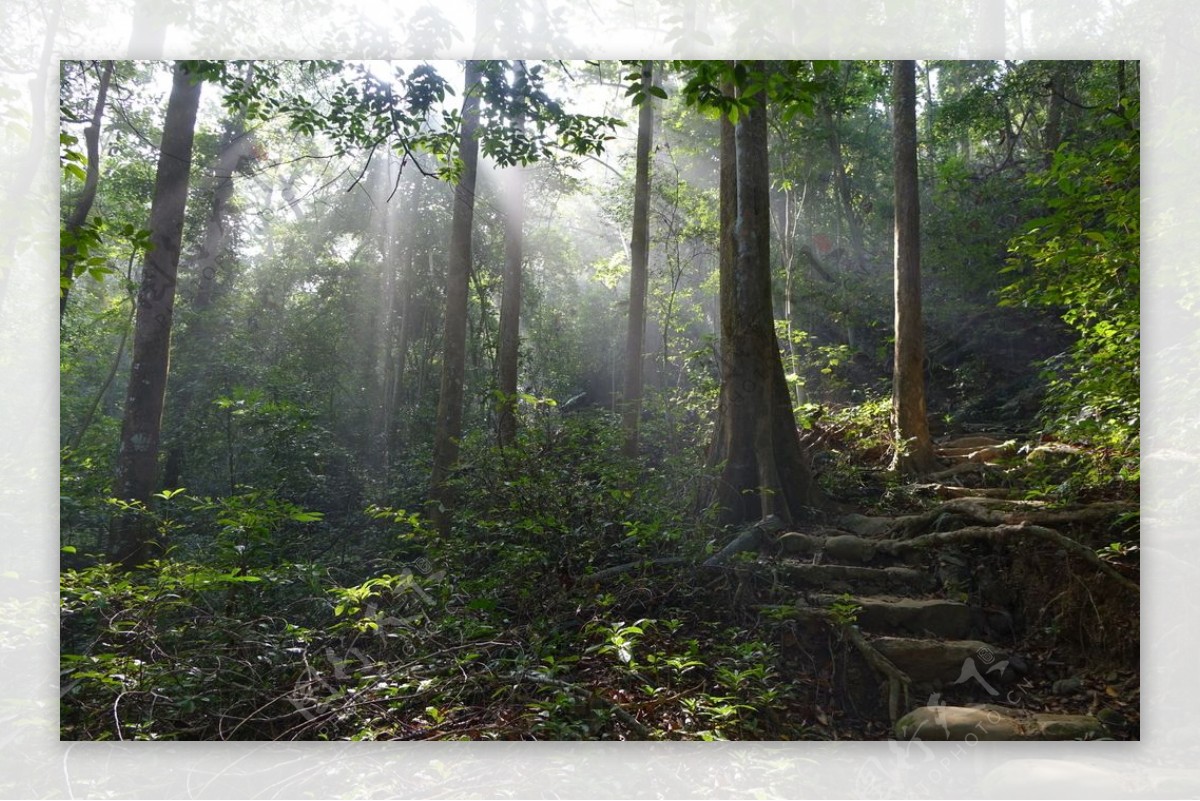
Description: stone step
895,704,1108,741
870,636,1024,685
778,530,918,566
810,594,973,639
778,562,935,595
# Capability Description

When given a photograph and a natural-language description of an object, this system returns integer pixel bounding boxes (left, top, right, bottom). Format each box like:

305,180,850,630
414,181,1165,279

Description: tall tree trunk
890,60,939,476
622,60,655,457
370,153,400,475
190,72,253,311
702,63,823,526
820,83,865,265
60,60,114,319
108,62,202,568
162,73,254,492
496,60,527,448
429,60,483,535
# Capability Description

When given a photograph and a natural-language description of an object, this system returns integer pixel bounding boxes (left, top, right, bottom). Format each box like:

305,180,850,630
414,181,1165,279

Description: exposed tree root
751,603,912,722
842,623,912,723
924,461,996,483
913,484,1022,500
887,497,1137,539
702,515,785,568
886,523,1138,594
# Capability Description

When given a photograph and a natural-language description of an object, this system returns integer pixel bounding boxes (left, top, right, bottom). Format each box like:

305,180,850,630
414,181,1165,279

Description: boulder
895,705,1107,741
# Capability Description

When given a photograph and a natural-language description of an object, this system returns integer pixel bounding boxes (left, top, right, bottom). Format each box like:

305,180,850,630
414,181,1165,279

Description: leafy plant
829,593,863,626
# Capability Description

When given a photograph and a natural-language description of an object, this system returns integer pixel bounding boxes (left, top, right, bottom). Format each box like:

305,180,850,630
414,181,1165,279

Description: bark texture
109,62,202,568
430,60,483,534
621,60,655,457
890,60,939,475
703,64,824,526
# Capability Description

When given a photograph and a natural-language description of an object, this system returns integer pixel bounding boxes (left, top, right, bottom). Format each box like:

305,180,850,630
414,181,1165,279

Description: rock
812,595,972,639
895,705,1022,740
777,532,822,556
1052,676,1084,695
895,705,1107,741
778,563,934,594
872,637,1012,684
837,514,893,538
1025,442,1084,462
822,534,877,563
969,605,1015,637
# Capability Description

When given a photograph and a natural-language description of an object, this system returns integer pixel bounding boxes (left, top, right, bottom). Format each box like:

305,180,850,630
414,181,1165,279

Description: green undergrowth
61,411,845,741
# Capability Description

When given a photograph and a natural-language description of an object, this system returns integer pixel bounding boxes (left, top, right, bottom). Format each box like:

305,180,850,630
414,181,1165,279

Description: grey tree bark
621,60,655,457
702,63,824,526
430,60,484,534
108,62,203,568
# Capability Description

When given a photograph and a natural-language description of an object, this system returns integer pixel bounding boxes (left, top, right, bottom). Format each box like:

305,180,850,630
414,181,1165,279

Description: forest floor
60,418,1139,742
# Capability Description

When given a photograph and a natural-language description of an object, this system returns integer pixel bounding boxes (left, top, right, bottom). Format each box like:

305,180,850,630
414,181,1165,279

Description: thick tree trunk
621,60,655,457
60,60,114,319
703,64,823,526
890,60,939,475
108,62,202,568
430,60,483,534
497,61,527,448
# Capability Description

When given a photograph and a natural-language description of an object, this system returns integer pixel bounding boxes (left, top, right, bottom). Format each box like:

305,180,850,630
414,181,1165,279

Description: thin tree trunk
430,60,483,535
70,253,138,452
61,60,114,319
108,62,202,568
622,60,655,457
820,82,865,265
496,60,527,448
370,153,399,474
890,60,939,476
1042,61,1079,167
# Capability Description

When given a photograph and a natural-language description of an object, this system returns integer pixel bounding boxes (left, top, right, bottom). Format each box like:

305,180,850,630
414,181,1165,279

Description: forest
59,59,1139,742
